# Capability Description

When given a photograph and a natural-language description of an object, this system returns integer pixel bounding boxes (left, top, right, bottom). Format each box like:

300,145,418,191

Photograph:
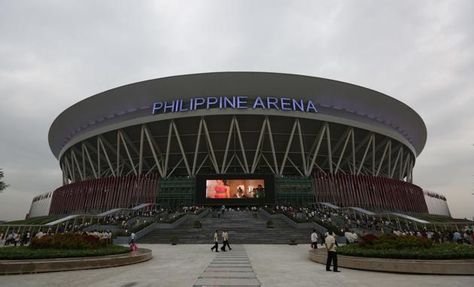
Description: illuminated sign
152,96,317,115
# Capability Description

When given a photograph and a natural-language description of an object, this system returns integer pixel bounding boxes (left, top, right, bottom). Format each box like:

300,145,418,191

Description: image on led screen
206,179,265,199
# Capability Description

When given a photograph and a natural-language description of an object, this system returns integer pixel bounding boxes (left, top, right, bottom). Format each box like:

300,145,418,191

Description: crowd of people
0,206,207,247
269,204,474,245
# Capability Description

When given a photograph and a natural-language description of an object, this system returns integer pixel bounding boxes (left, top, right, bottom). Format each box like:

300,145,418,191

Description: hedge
31,233,109,249
338,243,474,260
0,245,130,260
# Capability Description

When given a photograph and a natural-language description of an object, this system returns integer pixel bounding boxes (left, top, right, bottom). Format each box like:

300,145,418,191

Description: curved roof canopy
49,72,427,159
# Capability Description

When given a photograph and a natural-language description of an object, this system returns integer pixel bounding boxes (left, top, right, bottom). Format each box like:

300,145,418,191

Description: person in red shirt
213,180,230,199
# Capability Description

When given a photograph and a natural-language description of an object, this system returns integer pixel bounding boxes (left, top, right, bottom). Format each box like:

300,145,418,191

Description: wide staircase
139,209,316,244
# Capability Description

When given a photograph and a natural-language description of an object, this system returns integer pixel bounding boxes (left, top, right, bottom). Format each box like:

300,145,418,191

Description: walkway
193,245,260,286
1,244,473,287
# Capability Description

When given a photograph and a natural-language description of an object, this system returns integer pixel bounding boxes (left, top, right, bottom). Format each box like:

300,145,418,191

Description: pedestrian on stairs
211,230,219,252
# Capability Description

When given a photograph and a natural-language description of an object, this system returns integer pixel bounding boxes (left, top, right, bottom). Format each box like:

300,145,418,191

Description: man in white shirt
311,229,319,249
325,232,340,272
221,230,232,251
211,230,219,252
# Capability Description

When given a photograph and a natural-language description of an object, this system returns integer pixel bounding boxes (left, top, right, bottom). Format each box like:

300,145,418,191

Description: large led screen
196,174,274,205
205,179,265,199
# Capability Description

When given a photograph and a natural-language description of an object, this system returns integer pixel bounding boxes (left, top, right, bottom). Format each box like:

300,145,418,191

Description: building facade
45,72,429,215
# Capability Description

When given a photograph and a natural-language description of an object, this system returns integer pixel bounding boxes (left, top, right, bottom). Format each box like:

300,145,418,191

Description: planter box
309,248,474,275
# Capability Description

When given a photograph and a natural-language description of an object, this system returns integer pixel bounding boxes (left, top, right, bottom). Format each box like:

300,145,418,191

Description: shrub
338,243,474,260
358,234,378,247
31,233,108,249
358,234,432,250
0,245,129,260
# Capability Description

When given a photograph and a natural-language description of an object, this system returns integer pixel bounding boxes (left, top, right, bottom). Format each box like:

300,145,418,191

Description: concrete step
139,210,315,244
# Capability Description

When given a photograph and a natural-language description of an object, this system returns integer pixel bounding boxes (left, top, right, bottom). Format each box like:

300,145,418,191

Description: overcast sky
0,1,473,220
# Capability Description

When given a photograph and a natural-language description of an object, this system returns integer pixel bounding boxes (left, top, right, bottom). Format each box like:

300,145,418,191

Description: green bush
338,243,474,260
359,234,433,250
31,233,108,249
0,245,129,260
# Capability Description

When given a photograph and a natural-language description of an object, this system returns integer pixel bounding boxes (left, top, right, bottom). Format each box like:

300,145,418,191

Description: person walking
221,230,232,251
325,232,340,272
311,229,319,249
211,230,219,252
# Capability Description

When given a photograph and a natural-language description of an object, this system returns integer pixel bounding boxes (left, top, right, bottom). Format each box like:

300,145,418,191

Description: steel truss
59,115,416,182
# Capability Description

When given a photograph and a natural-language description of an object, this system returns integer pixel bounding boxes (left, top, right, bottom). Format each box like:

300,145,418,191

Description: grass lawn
0,245,130,260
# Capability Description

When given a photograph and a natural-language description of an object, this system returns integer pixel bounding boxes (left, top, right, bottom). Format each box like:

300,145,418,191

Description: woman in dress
213,180,230,199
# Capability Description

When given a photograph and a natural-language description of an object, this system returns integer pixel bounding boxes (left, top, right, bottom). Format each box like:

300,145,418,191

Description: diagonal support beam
192,119,203,175
357,134,374,175
82,143,97,178
143,125,165,177
98,137,116,177
279,119,298,175
334,129,353,174
233,117,250,174
202,119,220,174
265,118,279,175
171,121,191,176
118,130,137,175
251,118,268,173
305,124,327,176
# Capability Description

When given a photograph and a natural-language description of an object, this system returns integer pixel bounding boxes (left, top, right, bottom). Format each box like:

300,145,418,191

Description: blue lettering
152,96,317,115
224,96,236,109
179,99,188,112
280,97,291,111
266,97,279,110
152,102,163,114
163,101,175,113
292,99,304,112
206,97,218,109
252,96,266,109
194,97,206,109
237,96,248,109
306,100,318,113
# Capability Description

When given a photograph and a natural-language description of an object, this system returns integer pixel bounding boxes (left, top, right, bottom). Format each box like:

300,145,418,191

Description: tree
0,169,8,192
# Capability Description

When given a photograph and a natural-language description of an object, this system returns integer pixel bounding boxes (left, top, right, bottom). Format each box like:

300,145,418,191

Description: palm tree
0,169,8,192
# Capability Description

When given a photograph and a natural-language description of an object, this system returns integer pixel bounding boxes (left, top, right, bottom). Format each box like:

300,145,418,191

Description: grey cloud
1,0,473,220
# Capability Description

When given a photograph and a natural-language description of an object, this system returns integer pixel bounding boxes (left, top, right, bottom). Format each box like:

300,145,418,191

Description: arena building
43,72,437,215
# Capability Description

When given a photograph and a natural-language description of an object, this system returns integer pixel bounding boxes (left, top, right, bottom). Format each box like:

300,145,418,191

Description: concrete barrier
309,248,474,275
0,248,152,275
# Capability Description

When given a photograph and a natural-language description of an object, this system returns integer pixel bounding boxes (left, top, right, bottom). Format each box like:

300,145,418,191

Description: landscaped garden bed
337,234,474,260
309,234,474,274
0,245,129,260
0,233,151,274
0,233,129,260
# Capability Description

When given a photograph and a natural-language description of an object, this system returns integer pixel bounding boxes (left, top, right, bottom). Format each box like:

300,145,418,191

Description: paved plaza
1,244,473,287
